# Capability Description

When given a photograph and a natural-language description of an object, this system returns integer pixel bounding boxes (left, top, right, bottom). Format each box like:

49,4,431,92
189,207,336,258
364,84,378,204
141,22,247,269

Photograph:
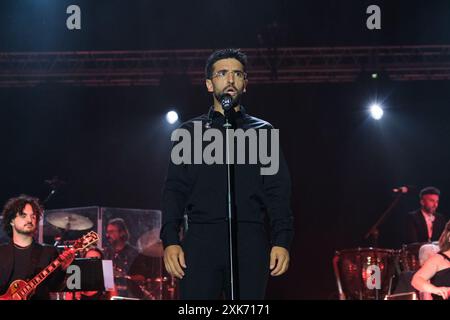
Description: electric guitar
0,231,99,300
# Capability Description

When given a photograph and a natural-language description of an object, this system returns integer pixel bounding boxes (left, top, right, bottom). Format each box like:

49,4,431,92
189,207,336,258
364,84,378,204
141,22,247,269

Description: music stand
63,258,114,292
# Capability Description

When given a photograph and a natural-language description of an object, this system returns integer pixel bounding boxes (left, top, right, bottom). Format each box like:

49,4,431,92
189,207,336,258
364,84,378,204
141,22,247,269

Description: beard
15,224,36,235
423,206,436,214
107,237,120,247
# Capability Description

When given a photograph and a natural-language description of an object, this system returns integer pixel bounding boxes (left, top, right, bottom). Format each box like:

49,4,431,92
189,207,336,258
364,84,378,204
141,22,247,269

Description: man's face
421,194,439,214
106,224,122,245
206,58,248,108
11,203,37,236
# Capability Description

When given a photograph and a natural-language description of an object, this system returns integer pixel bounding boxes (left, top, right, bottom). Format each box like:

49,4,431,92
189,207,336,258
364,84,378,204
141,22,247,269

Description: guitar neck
13,231,98,300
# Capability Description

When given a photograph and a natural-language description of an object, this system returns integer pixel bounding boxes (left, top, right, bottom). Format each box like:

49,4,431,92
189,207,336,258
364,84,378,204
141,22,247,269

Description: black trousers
180,222,270,300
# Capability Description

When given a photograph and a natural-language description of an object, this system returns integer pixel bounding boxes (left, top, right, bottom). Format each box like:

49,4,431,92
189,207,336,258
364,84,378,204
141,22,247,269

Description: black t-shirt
104,244,139,275
0,242,65,300
10,245,34,282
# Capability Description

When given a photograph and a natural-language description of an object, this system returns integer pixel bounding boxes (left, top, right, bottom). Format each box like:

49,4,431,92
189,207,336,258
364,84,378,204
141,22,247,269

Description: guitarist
0,195,75,300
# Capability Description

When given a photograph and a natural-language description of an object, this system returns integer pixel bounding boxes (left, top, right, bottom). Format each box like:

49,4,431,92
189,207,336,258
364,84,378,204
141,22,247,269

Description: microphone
220,94,233,112
392,185,415,193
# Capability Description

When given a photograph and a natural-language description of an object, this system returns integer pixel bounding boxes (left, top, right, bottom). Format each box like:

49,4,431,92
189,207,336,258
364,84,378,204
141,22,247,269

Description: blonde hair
419,243,440,265
438,220,450,253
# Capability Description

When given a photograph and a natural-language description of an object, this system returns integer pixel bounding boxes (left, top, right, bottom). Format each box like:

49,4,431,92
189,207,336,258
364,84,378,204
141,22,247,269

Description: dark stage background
1,0,450,299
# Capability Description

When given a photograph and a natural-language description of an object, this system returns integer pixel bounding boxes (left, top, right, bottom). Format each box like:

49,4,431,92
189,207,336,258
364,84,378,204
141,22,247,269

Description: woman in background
412,221,450,299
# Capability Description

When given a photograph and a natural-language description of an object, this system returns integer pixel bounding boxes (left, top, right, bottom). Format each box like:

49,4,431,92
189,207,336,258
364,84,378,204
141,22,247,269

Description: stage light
370,103,384,120
166,111,179,124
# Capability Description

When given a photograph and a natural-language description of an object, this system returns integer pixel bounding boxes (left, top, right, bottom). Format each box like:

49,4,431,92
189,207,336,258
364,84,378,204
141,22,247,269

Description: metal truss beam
1,45,450,87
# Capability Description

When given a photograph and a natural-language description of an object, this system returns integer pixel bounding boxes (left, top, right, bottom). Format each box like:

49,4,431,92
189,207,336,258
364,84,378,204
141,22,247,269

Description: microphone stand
42,176,65,245
43,176,65,205
43,189,57,205
364,192,405,300
223,106,239,300
364,192,404,247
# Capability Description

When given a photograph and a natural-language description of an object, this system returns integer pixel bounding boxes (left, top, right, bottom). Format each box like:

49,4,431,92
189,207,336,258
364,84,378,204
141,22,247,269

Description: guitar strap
3,243,15,288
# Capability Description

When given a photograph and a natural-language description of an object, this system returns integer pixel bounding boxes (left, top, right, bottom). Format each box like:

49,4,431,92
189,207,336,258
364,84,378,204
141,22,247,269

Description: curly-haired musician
0,194,74,300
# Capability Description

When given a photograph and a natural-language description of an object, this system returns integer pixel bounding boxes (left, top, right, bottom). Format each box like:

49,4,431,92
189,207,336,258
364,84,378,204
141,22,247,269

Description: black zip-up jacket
160,106,294,250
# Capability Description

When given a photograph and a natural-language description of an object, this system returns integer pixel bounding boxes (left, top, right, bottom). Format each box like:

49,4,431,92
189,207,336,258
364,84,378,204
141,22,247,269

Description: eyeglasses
211,70,247,80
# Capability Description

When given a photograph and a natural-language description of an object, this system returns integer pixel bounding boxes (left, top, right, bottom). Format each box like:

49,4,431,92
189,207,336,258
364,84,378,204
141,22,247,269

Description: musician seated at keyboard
405,186,446,243
0,195,75,300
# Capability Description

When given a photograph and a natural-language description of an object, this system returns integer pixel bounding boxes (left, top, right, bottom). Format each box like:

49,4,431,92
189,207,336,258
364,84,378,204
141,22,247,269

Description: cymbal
46,211,94,231
137,229,164,257
140,242,164,257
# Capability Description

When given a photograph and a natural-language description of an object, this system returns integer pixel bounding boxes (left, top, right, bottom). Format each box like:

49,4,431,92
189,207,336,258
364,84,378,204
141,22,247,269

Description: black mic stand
364,192,405,300
364,192,404,247
222,98,240,300
43,176,65,205
43,189,57,205
43,176,66,245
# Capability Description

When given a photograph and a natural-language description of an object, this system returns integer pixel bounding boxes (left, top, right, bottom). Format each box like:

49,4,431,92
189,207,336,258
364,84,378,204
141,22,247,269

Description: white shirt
421,210,435,241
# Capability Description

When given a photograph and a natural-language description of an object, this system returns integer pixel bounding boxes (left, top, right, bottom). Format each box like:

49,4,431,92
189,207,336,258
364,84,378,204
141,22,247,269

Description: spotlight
369,104,384,120
166,111,179,124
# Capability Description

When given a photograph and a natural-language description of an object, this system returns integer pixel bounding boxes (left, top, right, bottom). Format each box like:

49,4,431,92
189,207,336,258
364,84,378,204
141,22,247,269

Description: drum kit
333,243,432,300
114,227,176,300
45,212,176,300
46,211,94,231
44,211,95,246
123,275,177,300
136,228,164,257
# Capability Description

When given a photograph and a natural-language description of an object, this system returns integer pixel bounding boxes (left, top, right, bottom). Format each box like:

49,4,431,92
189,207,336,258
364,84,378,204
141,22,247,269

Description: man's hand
269,246,290,276
164,245,186,279
60,249,76,270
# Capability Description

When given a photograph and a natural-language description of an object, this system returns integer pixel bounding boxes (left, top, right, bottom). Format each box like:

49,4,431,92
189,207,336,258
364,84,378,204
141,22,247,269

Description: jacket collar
206,105,247,128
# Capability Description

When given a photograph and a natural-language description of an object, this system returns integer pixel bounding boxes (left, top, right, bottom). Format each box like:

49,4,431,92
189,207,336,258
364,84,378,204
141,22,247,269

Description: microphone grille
220,94,233,111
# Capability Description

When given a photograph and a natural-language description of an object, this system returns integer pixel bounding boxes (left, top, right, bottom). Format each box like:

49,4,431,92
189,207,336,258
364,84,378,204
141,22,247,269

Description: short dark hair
205,48,248,79
84,246,104,259
107,217,130,242
1,194,43,238
420,186,441,198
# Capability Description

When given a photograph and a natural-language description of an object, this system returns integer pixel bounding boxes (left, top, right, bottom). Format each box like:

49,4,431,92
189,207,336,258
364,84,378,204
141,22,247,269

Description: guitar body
0,279,30,300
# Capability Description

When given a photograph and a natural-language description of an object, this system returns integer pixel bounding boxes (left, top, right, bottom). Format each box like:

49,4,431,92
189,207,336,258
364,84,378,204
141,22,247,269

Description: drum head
400,242,436,272
334,248,396,300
